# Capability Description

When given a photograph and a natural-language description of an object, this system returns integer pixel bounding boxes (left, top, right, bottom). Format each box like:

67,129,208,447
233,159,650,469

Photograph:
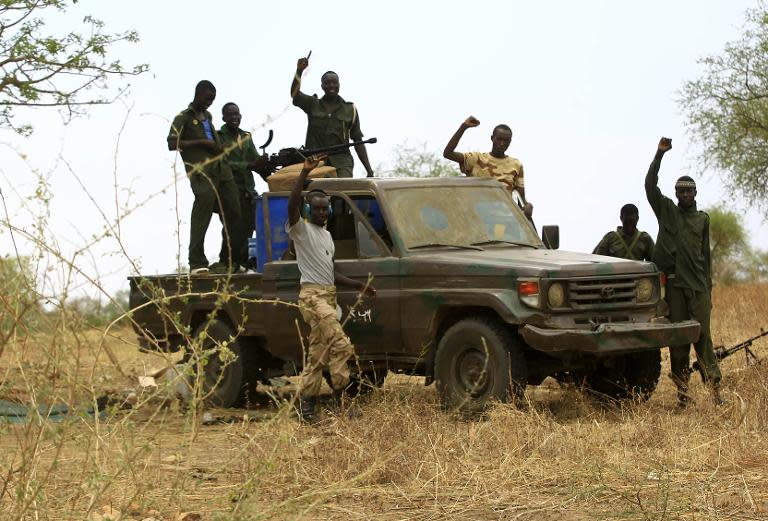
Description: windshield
385,185,541,250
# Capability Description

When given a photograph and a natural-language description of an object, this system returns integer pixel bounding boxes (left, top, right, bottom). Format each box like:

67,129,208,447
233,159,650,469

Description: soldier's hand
302,153,326,172
363,285,377,299
658,137,672,153
296,56,309,72
250,155,275,174
464,116,480,128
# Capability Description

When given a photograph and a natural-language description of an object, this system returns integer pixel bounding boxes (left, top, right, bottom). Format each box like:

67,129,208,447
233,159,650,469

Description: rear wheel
434,317,527,412
584,350,661,401
191,319,244,408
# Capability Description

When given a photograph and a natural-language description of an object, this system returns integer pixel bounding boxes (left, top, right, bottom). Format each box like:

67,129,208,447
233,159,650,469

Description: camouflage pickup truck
129,177,699,410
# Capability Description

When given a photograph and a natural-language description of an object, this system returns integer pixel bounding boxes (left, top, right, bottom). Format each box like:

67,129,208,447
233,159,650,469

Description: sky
1,0,766,299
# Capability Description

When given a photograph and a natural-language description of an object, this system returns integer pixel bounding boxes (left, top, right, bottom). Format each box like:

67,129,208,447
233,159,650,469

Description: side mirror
542,225,559,250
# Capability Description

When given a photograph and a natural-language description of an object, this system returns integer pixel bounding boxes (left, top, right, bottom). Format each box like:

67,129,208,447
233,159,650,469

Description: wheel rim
455,347,490,397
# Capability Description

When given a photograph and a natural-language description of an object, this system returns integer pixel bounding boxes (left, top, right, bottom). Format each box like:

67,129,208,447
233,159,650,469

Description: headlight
547,282,565,308
636,278,654,302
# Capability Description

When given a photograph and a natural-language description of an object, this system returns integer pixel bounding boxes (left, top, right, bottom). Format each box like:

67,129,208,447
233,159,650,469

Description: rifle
692,328,765,381
260,135,377,175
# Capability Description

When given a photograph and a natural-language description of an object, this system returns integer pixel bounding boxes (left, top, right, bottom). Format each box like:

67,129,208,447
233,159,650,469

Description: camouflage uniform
645,156,721,386
168,104,241,270
593,227,655,261
462,152,525,195
292,92,364,178
218,124,261,267
298,285,355,396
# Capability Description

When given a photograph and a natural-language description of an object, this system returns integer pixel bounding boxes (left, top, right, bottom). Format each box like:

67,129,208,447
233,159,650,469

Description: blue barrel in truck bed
251,193,290,272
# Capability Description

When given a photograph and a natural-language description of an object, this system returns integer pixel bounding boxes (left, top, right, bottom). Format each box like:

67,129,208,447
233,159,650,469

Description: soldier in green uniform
645,137,724,407
167,80,241,274
218,102,273,270
593,204,655,261
290,54,375,178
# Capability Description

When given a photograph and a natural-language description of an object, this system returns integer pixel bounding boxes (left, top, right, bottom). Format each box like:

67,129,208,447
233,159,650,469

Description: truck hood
402,248,656,279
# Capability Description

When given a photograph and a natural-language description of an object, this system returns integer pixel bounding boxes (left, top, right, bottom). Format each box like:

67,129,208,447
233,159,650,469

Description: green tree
679,4,768,215
707,205,748,282
705,205,768,284
0,1,148,134
384,142,459,178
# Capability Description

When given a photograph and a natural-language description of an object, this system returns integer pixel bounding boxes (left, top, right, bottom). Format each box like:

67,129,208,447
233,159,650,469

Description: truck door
327,192,403,359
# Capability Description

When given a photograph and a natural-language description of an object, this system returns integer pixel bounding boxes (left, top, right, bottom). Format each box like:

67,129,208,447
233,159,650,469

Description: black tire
237,346,267,407
191,319,243,408
585,349,661,401
434,317,527,412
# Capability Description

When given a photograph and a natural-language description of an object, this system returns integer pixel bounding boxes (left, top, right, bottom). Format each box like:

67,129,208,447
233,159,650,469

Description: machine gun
692,328,765,381
258,131,377,176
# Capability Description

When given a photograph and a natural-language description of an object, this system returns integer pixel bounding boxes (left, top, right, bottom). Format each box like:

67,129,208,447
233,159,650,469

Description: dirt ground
1,283,767,520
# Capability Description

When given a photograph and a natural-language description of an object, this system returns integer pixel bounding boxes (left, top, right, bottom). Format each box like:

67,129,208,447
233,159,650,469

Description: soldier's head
620,203,639,234
193,80,216,110
675,176,697,209
321,71,340,98
222,102,241,132
306,190,330,227
490,124,513,156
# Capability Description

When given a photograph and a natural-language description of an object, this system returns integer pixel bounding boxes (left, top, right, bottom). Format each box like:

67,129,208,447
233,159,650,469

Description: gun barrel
302,137,377,157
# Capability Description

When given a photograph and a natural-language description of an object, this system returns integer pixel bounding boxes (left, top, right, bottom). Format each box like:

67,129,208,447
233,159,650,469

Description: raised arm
645,137,672,215
443,116,479,171
291,54,310,100
288,155,324,226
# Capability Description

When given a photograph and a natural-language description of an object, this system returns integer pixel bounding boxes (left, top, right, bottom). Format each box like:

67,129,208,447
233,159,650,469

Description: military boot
669,372,692,409
711,382,727,407
298,395,318,424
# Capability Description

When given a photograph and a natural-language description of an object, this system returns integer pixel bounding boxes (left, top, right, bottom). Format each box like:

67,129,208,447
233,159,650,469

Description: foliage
708,205,748,281
679,3,768,215
0,0,148,135
706,205,767,285
0,254,40,342
384,141,459,178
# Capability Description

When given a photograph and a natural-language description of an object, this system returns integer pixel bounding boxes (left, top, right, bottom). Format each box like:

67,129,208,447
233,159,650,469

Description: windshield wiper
409,242,485,251
470,239,537,248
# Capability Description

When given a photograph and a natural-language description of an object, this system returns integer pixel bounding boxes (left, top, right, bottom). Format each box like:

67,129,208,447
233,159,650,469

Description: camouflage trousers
667,281,722,384
298,285,355,397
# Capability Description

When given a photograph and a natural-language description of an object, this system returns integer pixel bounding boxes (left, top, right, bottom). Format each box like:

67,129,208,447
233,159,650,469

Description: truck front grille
567,278,637,310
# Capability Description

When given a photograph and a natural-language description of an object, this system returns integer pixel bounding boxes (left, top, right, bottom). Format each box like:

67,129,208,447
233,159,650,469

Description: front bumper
520,319,700,354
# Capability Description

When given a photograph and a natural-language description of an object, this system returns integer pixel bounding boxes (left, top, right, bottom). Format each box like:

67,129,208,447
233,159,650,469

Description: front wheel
434,317,527,412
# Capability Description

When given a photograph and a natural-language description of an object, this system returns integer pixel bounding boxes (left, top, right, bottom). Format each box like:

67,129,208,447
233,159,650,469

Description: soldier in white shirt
287,155,376,423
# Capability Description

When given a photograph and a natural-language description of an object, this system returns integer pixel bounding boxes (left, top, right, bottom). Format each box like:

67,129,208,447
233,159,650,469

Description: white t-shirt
287,219,335,286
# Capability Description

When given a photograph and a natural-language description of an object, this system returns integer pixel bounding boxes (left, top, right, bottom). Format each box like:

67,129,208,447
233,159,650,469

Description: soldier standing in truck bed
290,53,375,178
167,80,242,274
593,204,654,261
443,115,526,205
645,137,724,407
218,102,272,270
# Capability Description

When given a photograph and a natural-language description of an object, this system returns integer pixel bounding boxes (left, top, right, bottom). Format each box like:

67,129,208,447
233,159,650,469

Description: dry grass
1,283,767,520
